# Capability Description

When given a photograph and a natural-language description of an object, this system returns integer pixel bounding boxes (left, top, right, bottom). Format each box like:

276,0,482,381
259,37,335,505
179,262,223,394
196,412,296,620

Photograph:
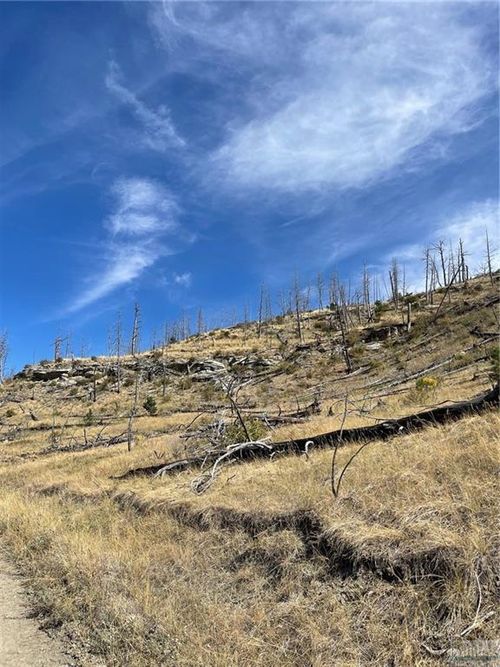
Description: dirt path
0,554,68,666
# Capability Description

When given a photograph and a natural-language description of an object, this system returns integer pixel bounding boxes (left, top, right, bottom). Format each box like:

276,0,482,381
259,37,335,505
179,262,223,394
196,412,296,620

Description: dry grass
0,411,498,666
0,274,498,665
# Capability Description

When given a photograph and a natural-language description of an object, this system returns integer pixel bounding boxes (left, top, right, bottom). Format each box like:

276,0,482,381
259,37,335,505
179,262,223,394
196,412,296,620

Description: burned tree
388,258,400,311
130,303,141,356
113,312,123,394
293,274,304,342
0,330,8,384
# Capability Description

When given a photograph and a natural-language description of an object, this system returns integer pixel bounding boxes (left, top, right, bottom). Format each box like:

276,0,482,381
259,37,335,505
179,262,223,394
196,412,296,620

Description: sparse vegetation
142,395,158,416
0,272,498,665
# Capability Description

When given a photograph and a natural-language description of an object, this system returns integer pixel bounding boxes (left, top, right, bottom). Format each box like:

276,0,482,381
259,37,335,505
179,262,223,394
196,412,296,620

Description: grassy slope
0,275,498,666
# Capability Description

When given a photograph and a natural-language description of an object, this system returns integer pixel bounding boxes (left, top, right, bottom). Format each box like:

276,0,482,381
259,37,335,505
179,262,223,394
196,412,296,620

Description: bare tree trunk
293,274,303,342
485,229,494,284
436,241,448,287
114,312,122,394
337,309,353,373
130,303,141,356
127,366,140,452
317,272,324,310
424,247,430,304
257,284,265,338
0,330,8,384
389,258,399,311
407,302,412,332
362,263,372,321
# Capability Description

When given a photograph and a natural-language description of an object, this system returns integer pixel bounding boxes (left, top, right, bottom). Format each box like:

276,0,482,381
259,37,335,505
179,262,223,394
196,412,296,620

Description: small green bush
83,409,94,426
143,396,158,416
5,408,15,418
222,419,267,446
416,376,439,393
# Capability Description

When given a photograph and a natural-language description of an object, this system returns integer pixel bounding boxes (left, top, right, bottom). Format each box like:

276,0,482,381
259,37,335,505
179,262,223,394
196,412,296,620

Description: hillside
0,274,499,666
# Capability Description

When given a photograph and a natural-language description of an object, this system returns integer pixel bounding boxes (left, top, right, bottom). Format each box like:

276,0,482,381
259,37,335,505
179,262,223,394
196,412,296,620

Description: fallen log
116,384,499,479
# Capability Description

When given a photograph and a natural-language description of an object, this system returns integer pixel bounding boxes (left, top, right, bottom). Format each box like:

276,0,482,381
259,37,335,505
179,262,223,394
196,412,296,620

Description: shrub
83,409,94,426
143,396,158,416
373,300,389,320
416,376,439,394
5,408,15,418
69,387,78,396
221,419,268,446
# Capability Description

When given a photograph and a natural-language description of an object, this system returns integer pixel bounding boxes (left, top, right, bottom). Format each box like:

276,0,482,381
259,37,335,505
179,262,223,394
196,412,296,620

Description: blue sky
0,1,498,371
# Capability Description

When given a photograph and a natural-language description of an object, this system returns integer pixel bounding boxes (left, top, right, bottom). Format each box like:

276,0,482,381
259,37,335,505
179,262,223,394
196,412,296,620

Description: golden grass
0,410,498,665
0,274,498,665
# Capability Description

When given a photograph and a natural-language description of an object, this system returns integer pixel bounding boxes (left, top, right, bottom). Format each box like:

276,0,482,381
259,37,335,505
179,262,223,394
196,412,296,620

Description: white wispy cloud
105,59,185,151
65,177,188,313
173,271,192,287
106,177,179,236
66,243,158,313
152,3,495,193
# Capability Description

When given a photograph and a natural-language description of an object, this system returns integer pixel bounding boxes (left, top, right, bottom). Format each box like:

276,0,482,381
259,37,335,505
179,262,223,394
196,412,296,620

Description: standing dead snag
130,302,141,356
127,365,140,452
485,229,495,285
113,312,122,393
389,258,400,311
0,330,8,384
293,273,303,343
221,377,251,443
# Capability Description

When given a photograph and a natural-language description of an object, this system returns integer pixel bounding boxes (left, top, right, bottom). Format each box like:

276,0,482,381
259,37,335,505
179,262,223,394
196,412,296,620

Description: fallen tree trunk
116,384,498,479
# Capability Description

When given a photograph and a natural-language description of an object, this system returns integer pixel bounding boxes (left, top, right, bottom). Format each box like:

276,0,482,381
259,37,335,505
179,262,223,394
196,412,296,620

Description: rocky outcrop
14,353,277,385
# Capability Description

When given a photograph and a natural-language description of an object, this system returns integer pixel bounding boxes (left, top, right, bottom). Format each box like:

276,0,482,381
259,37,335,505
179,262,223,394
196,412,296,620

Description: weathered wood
116,384,499,479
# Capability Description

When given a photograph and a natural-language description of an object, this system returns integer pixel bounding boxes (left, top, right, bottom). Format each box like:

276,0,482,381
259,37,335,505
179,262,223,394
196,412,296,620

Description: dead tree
257,284,265,338
388,258,400,311
0,330,8,384
197,308,205,337
53,335,67,362
92,366,97,403
362,263,372,321
334,305,353,374
458,238,468,285
317,272,324,310
113,312,122,394
127,365,140,452
130,303,141,356
162,322,169,398
293,274,303,342
485,229,494,285
406,301,412,332
435,240,448,287
423,247,432,304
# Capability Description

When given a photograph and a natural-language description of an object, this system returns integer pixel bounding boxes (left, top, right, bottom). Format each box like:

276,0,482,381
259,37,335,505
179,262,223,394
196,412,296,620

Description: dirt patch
0,552,69,666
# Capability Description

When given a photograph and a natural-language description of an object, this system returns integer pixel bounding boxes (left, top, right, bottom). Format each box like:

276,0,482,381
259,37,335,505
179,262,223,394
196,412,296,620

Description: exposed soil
0,552,68,667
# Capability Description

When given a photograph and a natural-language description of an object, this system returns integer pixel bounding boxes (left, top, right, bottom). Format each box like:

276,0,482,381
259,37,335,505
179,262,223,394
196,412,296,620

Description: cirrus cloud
65,176,190,314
